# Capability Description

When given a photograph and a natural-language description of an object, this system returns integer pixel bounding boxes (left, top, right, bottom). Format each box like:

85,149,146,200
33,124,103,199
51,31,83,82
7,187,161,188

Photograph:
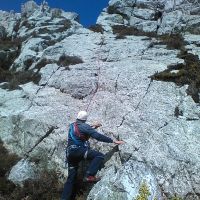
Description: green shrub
0,140,19,195
57,54,83,69
0,140,20,177
88,24,105,34
35,58,55,70
150,34,200,103
107,5,117,14
55,19,72,32
170,195,183,200
112,25,157,39
135,181,151,200
21,20,35,29
0,69,41,90
158,34,185,50
10,171,62,200
24,58,34,70
0,140,61,199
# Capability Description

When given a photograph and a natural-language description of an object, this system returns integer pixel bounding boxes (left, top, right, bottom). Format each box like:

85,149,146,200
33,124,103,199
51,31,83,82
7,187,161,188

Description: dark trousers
61,146,104,200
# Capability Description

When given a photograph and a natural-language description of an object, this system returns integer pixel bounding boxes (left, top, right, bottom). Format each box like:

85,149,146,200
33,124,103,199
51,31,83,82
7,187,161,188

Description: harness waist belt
67,145,79,149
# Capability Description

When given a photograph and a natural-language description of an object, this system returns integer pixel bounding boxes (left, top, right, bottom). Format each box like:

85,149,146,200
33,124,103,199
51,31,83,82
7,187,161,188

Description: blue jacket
68,119,113,147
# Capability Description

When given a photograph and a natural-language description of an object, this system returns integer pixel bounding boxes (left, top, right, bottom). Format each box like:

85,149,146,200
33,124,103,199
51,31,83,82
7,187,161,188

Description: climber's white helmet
77,111,88,121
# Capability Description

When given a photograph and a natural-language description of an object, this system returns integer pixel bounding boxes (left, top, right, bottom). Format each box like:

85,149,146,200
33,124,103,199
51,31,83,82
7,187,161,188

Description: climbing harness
69,123,89,146
74,122,89,141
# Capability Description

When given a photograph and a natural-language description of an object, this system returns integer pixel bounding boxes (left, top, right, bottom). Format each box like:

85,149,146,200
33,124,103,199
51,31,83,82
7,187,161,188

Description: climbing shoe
83,176,101,183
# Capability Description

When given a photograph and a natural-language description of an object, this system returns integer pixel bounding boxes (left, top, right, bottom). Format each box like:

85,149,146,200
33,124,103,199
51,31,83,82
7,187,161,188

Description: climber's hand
114,140,125,145
91,122,102,129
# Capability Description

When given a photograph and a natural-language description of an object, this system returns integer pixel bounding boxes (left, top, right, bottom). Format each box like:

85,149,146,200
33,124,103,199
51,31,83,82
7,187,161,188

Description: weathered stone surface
0,25,6,39
0,1,200,199
21,0,39,17
88,161,162,200
184,34,200,59
98,0,200,35
8,159,38,186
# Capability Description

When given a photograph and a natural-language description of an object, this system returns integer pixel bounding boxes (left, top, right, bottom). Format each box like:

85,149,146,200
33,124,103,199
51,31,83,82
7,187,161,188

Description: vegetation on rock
0,139,62,200
135,181,151,200
58,54,83,69
0,139,19,198
112,25,157,39
151,34,200,103
88,24,105,34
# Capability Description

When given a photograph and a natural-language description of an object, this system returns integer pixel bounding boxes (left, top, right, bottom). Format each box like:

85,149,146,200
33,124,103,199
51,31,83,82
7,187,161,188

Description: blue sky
0,0,109,27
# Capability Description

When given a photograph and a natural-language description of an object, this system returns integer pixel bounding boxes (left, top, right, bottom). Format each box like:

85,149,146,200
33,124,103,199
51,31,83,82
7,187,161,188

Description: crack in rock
36,65,61,94
157,121,169,131
117,112,130,128
186,118,199,121
114,73,120,94
104,145,119,164
24,126,57,156
86,36,110,110
135,79,153,111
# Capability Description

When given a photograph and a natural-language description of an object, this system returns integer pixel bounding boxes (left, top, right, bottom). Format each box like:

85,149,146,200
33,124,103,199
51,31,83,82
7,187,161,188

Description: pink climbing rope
86,36,105,112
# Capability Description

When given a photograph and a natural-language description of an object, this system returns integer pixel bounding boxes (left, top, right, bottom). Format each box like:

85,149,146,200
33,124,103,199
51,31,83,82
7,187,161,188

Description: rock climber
61,110,124,200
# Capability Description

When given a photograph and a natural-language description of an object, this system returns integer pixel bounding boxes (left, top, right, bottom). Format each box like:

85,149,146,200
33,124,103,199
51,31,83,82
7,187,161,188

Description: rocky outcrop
88,161,162,200
97,0,200,34
0,26,6,39
0,10,20,38
0,0,200,199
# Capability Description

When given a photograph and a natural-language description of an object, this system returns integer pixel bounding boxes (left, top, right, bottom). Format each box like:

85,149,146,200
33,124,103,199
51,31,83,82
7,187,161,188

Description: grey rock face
97,0,200,35
88,161,162,200
0,11,20,37
21,0,39,17
0,25,6,39
0,1,200,199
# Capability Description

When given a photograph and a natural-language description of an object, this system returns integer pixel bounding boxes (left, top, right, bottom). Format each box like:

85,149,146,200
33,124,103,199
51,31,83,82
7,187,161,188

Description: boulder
8,159,38,186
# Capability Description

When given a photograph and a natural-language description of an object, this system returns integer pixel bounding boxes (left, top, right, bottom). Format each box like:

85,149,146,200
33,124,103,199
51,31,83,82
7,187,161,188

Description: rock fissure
37,66,61,94
1,1,200,199
116,112,130,128
85,36,108,110
157,121,169,131
114,73,120,94
24,126,57,156
135,79,153,111
186,117,199,121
